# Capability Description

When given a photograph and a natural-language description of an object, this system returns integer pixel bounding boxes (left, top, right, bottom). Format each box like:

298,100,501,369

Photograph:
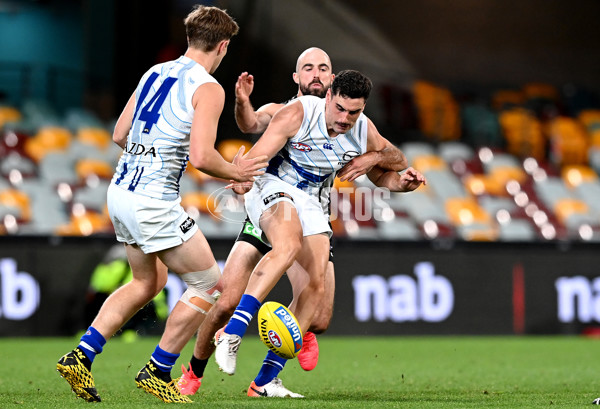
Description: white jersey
266,95,369,206
111,56,218,201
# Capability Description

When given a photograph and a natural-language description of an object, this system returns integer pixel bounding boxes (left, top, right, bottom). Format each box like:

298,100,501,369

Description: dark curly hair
330,70,372,100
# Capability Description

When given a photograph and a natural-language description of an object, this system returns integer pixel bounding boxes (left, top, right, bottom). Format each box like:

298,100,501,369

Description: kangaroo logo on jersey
291,142,312,152
127,142,157,157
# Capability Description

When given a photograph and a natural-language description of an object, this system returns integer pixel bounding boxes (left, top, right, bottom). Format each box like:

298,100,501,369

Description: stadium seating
217,138,253,162
547,117,589,167
0,188,31,222
55,208,112,236
75,158,114,181
0,106,22,128
1,75,600,242
498,108,545,160
412,80,461,141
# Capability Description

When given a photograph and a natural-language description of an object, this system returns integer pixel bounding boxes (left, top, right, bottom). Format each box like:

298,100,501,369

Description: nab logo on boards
0,258,40,320
555,276,600,323
353,262,454,323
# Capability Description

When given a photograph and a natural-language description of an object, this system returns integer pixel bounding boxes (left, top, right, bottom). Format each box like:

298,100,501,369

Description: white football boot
214,332,241,375
247,377,304,398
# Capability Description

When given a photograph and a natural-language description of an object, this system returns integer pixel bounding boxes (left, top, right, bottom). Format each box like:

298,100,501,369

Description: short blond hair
184,5,239,52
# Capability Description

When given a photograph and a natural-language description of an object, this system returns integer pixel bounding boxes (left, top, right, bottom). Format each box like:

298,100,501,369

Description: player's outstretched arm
190,82,268,182
367,166,427,192
112,92,136,149
234,72,282,134
338,119,408,182
244,100,304,161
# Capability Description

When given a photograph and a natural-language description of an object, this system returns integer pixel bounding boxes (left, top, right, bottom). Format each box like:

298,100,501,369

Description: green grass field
1,335,599,408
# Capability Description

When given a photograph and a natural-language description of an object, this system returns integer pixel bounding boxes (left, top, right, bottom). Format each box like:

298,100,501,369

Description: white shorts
244,174,331,245
107,183,198,254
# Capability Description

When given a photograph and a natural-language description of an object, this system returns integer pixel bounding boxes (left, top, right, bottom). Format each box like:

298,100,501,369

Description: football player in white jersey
213,70,426,386
56,5,267,404
134,49,423,401
169,49,423,399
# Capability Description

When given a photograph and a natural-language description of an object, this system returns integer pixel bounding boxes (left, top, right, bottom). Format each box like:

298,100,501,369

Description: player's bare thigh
124,243,168,288
260,201,303,260
244,201,302,299
157,229,217,275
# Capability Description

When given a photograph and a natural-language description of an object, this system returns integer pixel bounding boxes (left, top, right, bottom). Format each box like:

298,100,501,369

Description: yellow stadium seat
412,80,460,141
0,106,22,127
561,165,598,189
75,159,114,180
522,82,559,101
23,139,47,163
460,225,499,241
491,90,525,110
56,210,112,236
548,117,589,166
35,126,71,150
184,164,214,184
0,189,31,222
24,126,72,162
181,191,218,216
577,109,600,130
489,165,527,185
217,139,253,163
590,129,600,147
498,108,545,160
463,174,504,196
553,198,588,225
76,127,112,150
411,154,448,172
445,197,491,226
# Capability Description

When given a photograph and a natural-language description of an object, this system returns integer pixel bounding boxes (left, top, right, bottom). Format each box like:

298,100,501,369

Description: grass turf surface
1,335,599,408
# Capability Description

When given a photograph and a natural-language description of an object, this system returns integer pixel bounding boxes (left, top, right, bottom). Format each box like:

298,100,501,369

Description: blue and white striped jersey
111,56,218,201
266,95,368,202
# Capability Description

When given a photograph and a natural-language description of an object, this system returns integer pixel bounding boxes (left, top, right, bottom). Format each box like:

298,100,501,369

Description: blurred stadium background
1,0,600,338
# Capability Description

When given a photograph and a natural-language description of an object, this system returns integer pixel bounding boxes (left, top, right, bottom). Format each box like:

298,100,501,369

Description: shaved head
296,47,332,73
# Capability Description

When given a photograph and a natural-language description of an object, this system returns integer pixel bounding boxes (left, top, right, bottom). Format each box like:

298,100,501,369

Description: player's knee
129,276,166,299
179,263,221,314
212,294,239,320
271,239,302,269
306,276,325,296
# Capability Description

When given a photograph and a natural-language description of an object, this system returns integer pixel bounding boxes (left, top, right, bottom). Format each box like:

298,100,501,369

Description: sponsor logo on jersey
342,150,360,161
291,142,312,152
180,217,196,234
323,143,334,150
126,142,157,157
338,150,360,165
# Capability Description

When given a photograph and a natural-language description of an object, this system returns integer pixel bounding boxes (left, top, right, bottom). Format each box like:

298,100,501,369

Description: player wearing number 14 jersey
56,5,267,404
111,60,212,199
